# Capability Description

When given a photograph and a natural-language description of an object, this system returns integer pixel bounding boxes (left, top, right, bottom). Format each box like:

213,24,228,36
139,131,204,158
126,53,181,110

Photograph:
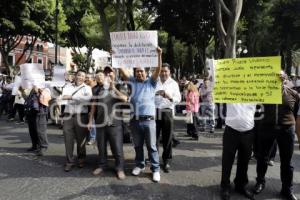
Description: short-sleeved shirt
225,103,256,132
129,76,157,116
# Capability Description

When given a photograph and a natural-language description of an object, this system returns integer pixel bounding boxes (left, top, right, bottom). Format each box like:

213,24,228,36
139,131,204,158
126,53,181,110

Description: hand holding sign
110,31,158,68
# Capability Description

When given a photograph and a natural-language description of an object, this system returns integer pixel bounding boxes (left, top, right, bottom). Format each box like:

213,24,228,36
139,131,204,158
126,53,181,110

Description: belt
133,115,155,121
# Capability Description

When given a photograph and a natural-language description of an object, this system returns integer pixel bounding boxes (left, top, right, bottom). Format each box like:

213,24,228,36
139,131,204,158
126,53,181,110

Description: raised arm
119,68,130,82
151,47,162,81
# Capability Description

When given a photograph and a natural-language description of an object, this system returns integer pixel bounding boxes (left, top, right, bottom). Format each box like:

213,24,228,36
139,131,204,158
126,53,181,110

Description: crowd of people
2,51,300,199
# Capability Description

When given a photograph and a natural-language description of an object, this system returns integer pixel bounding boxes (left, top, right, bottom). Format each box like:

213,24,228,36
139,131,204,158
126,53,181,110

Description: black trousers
15,103,25,121
156,108,173,163
256,125,295,193
96,125,124,171
186,112,199,136
221,126,254,189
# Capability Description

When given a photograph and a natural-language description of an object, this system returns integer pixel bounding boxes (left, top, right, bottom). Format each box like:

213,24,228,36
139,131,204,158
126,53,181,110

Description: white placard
52,65,66,87
110,31,158,68
20,63,45,89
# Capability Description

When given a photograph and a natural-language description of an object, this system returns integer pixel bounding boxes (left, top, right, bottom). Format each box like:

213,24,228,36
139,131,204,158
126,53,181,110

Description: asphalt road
1,117,300,200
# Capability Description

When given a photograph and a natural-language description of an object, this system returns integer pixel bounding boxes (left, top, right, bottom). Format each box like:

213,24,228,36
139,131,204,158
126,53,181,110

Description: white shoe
152,171,160,182
132,167,145,176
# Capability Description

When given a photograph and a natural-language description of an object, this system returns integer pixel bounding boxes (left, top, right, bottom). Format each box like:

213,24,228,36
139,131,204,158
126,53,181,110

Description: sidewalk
0,118,299,200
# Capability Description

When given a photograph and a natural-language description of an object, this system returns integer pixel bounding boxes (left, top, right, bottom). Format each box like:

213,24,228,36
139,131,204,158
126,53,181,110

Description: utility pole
55,0,59,65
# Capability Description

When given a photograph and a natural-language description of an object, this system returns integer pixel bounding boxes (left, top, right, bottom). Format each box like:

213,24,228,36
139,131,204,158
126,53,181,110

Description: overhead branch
233,0,243,24
11,35,24,51
214,0,227,47
220,0,232,17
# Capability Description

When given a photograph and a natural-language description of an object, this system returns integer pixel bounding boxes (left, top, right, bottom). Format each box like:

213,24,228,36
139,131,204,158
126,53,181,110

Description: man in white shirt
155,63,181,173
220,103,256,200
62,69,93,172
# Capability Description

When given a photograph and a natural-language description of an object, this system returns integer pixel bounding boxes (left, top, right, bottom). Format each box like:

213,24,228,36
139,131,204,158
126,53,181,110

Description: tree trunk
115,0,122,31
286,48,292,75
15,36,37,65
126,0,135,30
96,0,111,48
86,47,94,72
0,35,23,74
214,0,243,58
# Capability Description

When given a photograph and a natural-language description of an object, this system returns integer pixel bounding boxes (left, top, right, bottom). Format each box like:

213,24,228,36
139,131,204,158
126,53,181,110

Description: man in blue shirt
120,47,162,182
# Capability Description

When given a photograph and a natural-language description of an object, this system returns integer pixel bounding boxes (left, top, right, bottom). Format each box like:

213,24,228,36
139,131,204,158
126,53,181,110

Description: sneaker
152,171,160,182
16,121,25,125
132,167,145,176
92,167,103,176
8,118,14,121
87,139,95,145
116,170,126,180
268,160,274,166
27,147,38,152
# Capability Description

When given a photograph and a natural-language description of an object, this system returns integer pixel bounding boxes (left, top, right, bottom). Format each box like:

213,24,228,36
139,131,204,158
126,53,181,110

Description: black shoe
220,188,230,200
235,187,255,200
192,134,199,140
162,163,170,173
172,139,180,148
27,147,38,152
253,182,265,194
280,191,298,200
36,148,47,156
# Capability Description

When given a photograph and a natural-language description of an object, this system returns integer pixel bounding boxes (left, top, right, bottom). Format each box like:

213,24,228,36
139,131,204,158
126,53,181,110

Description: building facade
0,37,48,73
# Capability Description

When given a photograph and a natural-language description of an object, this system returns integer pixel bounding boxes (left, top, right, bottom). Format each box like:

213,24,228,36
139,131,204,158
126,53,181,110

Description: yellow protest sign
213,56,282,104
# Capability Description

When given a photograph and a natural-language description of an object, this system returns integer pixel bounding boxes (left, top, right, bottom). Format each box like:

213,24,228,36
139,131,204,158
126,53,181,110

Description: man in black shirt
88,66,128,180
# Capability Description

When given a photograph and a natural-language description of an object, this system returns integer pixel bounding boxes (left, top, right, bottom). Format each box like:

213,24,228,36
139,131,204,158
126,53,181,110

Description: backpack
24,90,39,114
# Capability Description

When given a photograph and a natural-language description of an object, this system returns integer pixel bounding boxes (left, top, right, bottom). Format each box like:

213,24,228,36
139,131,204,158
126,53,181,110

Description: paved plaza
1,118,300,200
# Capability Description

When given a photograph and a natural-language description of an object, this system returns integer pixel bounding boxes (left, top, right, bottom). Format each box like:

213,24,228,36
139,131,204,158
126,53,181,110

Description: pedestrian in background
199,77,215,133
185,82,200,140
23,82,51,156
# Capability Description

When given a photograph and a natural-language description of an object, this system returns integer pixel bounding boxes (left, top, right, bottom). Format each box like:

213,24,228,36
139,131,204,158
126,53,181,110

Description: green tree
271,0,300,74
0,0,68,75
152,0,215,73
62,0,103,71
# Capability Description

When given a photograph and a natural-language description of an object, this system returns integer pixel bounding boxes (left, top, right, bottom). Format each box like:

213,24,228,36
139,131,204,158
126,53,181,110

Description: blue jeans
89,119,96,140
199,103,215,130
130,119,160,172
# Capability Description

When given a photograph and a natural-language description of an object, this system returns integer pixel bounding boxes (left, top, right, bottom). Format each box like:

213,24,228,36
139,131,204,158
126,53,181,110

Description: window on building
36,44,44,52
38,58,43,64
8,55,14,65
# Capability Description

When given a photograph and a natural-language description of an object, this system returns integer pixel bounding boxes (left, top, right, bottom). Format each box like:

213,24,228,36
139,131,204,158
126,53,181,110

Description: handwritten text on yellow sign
213,56,282,104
